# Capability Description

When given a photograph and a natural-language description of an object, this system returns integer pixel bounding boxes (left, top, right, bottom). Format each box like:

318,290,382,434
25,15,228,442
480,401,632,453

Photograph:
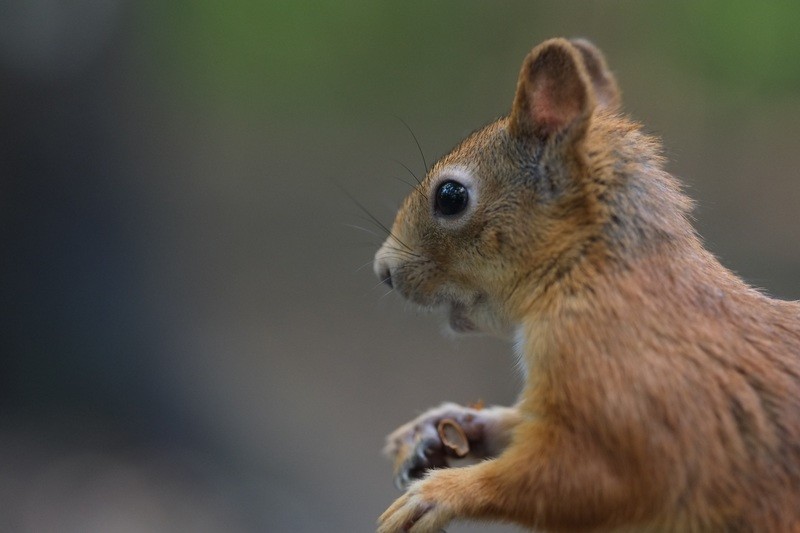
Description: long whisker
354,212,400,239
391,176,428,200
356,258,376,271
379,255,417,267
333,180,416,253
372,277,393,290
377,241,423,260
350,243,411,256
380,286,395,299
354,215,420,257
344,223,383,239
394,116,429,173
391,158,424,186
382,244,420,258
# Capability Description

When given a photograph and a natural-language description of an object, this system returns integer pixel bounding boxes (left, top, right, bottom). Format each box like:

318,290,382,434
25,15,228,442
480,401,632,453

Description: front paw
384,402,489,489
377,477,454,533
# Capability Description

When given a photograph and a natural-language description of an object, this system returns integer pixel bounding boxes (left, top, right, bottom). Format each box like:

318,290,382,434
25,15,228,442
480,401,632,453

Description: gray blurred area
1,1,799,532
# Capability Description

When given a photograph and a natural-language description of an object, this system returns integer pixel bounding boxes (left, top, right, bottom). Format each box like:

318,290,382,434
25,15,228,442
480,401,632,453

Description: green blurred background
1,1,799,531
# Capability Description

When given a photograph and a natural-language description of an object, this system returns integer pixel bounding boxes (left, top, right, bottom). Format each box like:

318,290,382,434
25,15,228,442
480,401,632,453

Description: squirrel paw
384,402,494,490
377,475,454,533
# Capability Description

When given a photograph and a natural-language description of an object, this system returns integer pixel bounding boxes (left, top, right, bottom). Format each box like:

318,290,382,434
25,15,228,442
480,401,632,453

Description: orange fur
375,38,800,532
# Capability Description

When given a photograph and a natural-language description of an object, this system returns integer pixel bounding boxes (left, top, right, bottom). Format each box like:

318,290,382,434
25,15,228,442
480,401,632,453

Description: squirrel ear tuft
569,38,621,110
509,38,596,141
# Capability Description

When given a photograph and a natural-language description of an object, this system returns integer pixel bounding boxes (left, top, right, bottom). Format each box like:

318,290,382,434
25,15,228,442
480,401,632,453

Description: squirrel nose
374,254,394,289
378,264,393,288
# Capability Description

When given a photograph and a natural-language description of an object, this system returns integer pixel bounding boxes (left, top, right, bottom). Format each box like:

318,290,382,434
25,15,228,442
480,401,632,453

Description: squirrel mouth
448,301,477,333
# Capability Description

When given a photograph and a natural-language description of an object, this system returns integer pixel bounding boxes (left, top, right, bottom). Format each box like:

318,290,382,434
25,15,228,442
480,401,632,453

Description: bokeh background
2,1,799,531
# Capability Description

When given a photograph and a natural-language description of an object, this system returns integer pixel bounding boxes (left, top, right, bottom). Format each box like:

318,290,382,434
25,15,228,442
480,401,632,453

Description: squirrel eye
435,180,469,216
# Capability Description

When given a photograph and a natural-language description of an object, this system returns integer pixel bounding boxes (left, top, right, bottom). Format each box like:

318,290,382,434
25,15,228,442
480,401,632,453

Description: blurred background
1,1,799,531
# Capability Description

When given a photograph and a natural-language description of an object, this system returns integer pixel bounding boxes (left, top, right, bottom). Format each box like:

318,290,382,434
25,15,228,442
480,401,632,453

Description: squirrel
373,38,800,532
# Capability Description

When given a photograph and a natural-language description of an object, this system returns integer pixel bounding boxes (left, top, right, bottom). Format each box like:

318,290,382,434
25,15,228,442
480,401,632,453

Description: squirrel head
374,38,692,337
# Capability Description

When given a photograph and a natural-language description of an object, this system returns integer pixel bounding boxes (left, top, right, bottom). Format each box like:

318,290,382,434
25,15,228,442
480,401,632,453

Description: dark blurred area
0,1,798,531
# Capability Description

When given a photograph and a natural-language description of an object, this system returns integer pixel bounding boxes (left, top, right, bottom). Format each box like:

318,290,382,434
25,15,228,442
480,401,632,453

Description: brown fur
374,38,800,532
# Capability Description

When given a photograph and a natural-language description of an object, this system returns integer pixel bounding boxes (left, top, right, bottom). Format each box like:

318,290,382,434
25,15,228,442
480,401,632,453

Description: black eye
435,180,469,216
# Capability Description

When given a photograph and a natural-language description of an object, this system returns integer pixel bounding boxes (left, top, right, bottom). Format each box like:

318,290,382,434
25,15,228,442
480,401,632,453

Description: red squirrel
373,38,800,532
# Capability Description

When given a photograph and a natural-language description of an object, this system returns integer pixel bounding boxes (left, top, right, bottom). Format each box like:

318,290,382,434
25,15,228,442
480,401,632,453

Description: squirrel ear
509,38,596,141
569,38,621,110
